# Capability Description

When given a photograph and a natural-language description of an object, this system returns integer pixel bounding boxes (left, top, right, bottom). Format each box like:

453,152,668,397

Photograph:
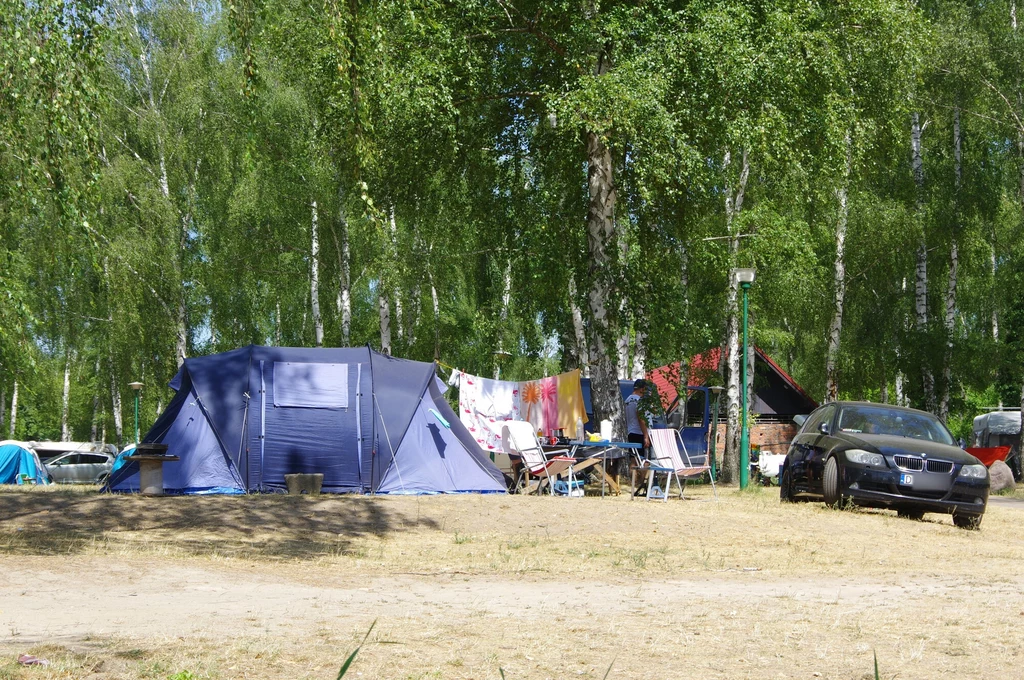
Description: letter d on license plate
900,473,914,486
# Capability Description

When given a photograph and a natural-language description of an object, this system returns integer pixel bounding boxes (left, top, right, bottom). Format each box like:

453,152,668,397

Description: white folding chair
502,421,577,496
636,429,718,501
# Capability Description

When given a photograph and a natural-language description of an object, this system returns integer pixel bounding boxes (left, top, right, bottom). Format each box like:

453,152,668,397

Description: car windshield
836,405,955,445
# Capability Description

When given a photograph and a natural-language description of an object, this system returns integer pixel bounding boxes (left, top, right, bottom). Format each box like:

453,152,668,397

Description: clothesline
455,368,588,453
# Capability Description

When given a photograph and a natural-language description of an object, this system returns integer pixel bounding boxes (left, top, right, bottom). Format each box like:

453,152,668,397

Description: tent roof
649,347,818,414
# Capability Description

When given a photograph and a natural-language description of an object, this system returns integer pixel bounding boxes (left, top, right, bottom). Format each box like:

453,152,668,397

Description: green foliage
0,0,1022,444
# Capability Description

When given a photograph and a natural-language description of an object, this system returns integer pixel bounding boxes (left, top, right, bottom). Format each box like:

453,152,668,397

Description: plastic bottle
576,416,584,441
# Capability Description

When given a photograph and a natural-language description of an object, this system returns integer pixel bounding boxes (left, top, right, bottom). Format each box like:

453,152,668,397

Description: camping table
566,441,643,497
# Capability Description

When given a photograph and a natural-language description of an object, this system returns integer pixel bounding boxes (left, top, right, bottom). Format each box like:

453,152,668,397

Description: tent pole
259,360,266,492
237,392,250,492
373,392,405,492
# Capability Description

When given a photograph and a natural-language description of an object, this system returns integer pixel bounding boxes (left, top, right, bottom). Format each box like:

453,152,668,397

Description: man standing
625,379,651,458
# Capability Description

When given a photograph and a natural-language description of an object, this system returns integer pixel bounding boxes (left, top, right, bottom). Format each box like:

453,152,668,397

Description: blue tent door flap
255,358,367,493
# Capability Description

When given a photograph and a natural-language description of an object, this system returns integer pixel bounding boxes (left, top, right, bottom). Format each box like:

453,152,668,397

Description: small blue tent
108,346,506,495
0,442,50,485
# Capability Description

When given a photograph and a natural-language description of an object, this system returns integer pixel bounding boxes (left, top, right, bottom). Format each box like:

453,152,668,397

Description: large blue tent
108,346,506,495
0,442,50,485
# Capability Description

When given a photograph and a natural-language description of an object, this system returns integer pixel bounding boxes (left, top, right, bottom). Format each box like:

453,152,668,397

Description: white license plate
900,473,914,485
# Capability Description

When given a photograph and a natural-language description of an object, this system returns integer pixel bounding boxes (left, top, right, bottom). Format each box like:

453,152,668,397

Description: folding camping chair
502,421,580,496
632,428,718,501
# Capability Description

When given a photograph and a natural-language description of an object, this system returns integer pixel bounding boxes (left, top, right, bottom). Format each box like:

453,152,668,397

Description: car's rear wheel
952,511,983,530
822,456,842,508
897,508,925,521
780,465,795,503
96,473,109,487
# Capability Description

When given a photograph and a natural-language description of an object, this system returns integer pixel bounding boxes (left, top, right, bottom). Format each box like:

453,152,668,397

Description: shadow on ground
0,488,439,560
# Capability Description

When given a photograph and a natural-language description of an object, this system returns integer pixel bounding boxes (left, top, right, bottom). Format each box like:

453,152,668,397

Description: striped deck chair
502,421,577,496
634,428,718,501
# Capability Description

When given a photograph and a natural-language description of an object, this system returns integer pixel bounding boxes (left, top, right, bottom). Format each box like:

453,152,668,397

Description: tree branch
454,90,543,106
981,77,1024,134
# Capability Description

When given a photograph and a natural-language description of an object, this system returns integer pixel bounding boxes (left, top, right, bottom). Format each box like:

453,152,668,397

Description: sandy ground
1,486,1023,679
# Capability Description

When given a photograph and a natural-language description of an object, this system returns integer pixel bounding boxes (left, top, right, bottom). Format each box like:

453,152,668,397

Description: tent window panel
273,362,350,409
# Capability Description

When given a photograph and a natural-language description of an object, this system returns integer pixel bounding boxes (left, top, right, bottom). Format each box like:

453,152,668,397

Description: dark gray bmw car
780,401,989,529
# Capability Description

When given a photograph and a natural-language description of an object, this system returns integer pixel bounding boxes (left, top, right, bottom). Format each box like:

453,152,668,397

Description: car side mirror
818,422,830,435
958,438,966,449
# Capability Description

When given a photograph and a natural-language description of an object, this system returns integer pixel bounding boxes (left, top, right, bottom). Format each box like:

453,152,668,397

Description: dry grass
1,485,1023,679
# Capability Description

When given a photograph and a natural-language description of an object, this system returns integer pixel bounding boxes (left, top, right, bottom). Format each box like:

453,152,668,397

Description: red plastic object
965,446,1011,467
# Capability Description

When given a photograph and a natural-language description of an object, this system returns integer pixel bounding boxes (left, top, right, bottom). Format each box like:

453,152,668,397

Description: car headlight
958,464,987,479
845,449,885,467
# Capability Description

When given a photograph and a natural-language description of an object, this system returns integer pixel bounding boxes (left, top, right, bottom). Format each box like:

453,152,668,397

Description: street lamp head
733,268,756,286
128,382,144,392
708,385,725,394
493,348,512,360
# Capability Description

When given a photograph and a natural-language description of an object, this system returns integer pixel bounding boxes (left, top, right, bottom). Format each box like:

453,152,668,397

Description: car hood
838,433,980,464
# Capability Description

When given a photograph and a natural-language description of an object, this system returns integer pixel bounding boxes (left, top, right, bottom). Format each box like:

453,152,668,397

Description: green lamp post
734,268,756,489
128,382,143,444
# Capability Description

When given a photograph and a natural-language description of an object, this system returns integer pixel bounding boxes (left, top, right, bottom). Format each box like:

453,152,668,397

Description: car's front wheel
822,456,842,508
780,465,796,503
952,511,983,530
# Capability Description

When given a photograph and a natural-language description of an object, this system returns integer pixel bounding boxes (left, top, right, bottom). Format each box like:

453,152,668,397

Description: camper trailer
971,410,1022,480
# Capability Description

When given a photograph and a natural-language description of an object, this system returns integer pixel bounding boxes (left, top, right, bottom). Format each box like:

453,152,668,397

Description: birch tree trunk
310,199,324,347
408,284,421,347
1011,1,1024,419
825,132,852,403
9,380,18,438
0,386,6,434
496,261,512,379
429,271,440,360
723,147,749,484
127,0,190,367
334,193,352,346
678,241,689,426
110,371,123,448
379,290,391,355
940,109,962,422
616,227,630,379
428,276,440,359
275,299,282,346
631,320,647,381
91,360,100,442
568,275,590,376
61,352,72,440
389,208,404,345
584,53,626,440
911,112,934,410
500,260,512,326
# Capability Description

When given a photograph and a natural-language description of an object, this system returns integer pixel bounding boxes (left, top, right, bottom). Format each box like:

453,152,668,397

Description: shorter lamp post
733,267,756,490
708,385,725,481
128,382,143,444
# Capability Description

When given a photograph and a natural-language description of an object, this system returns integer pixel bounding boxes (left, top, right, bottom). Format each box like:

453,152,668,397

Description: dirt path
2,488,1024,678
5,556,986,642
